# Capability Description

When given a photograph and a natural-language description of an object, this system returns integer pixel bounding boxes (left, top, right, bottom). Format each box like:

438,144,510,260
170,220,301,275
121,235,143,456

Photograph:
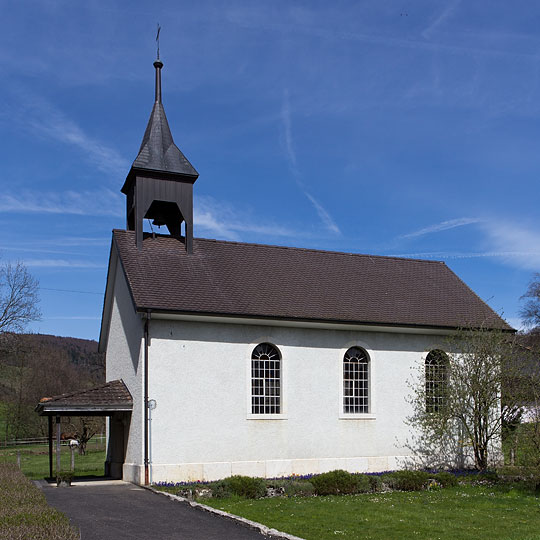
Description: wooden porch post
48,415,53,479
55,416,61,476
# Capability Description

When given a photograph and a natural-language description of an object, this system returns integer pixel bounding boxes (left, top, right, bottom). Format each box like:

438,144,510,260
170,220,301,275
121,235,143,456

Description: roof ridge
111,229,446,265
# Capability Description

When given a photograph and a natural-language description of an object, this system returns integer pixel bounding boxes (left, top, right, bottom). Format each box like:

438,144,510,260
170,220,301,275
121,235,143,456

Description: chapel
38,57,511,484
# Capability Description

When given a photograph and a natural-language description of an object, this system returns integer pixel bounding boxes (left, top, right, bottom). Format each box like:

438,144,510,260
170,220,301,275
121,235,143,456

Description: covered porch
35,379,133,480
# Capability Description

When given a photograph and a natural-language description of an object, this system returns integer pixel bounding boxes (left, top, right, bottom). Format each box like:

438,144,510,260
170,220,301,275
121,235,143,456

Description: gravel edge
143,485,305,540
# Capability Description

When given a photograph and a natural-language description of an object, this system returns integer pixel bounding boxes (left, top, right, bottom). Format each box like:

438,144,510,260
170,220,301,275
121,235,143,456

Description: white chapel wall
145,318,446,483
105,263,145,483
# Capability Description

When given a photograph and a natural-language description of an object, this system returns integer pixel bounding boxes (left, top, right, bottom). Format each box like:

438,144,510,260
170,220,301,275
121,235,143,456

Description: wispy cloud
422,0,461,39
194,195,303,241
0,189,123,217
391,250,539,261
304,192,341,235
400,217,483,239
0,237,110,259
0,246,87,256
281,88,299,175
480,220,540,271
23,259,106,269
227,7,538,62
3,90,129,177
194,204,239,241
45,316,101,321
46,237,110,247
280,89,341,235
394,218,540,271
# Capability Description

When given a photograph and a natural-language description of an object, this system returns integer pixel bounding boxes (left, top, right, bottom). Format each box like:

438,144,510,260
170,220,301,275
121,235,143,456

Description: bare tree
68,417,105,455
0,264,40,441
0,261,40,333
405,326,519,471
521,273,540,329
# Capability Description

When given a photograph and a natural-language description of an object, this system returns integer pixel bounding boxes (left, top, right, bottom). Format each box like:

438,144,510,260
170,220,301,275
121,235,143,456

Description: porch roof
35,379,133,416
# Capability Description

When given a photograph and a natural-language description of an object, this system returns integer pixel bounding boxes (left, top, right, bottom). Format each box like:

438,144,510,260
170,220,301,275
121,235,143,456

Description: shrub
210,479,233,498
477,470,499,483
311,470,370,496
56,471,74,484
434,471,458,487
386,470,430,491
355,474,372,493
223,475,266,499
368,475,383,492
284,480,315,497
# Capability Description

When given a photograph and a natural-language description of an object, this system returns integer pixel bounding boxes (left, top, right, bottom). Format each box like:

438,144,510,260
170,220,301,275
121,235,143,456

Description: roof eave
121,166,198,193
134,306,515,333
36,403,133,416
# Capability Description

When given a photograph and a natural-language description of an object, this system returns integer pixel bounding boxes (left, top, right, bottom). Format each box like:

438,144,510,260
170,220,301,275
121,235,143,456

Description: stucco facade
104,259,450,484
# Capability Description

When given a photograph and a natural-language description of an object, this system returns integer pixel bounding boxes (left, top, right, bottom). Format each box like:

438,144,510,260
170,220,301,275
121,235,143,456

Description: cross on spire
156,23,161,60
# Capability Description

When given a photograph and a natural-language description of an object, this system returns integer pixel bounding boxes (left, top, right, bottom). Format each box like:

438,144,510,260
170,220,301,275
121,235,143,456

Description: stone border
143,485,305,540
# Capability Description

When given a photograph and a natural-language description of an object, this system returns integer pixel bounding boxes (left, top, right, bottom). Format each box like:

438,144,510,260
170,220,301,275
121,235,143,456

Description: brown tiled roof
36,380,132,414
113,229,511,331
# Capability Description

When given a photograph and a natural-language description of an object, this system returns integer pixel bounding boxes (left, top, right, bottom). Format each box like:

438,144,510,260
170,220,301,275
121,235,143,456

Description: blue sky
1,0,539,340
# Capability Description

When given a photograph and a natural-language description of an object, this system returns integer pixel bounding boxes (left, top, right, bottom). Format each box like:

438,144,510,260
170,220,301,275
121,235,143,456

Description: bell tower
121,58,199,252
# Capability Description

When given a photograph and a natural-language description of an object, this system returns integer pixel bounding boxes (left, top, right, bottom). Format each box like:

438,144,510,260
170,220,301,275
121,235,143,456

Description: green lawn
203,485,540,540
0,443,106,479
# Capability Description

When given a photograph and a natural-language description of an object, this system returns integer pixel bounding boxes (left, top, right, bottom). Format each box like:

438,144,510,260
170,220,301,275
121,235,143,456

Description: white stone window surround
338,340,376,420
246,338,288,420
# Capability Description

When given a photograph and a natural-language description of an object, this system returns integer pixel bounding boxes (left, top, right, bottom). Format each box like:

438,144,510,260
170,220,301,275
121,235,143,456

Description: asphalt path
40,480,275,540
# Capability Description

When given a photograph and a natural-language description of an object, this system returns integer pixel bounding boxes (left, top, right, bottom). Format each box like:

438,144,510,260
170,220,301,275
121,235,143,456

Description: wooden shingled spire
121,56,198,252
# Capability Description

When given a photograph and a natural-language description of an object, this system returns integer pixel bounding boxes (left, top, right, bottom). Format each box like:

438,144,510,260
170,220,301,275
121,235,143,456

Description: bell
151,217,166,228
150,208,168,228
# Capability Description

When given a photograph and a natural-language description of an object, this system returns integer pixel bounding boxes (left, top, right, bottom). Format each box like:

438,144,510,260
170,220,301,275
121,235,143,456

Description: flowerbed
153,468,491,501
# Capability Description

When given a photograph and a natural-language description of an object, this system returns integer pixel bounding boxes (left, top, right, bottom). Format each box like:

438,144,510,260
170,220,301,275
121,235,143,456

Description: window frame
339,343,376,420
246,341,287,420
425,349,449,413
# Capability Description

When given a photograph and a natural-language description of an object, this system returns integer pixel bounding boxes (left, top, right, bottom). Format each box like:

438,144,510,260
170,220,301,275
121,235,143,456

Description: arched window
425,349,449,413
343,346,370,414
251,343,281,414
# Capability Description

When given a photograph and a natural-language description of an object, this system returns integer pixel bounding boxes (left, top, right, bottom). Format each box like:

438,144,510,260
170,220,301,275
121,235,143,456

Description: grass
202,485,540,540
0,442,106,480
0,463,79,539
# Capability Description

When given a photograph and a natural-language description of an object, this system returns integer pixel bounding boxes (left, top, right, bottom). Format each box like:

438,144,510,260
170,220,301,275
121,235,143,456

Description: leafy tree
405,326,520,471
508,332,540,469
521,273,540,329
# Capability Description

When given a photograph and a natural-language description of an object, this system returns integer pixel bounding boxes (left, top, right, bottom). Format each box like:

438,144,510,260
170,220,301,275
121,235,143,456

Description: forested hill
17,333,105,379
0,333,105,439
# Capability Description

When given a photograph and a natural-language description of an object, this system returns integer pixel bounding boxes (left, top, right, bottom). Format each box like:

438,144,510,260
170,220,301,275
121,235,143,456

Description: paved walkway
39,480,273,540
